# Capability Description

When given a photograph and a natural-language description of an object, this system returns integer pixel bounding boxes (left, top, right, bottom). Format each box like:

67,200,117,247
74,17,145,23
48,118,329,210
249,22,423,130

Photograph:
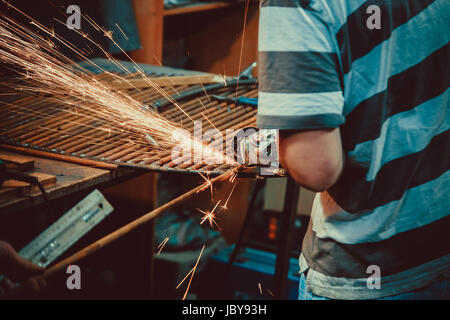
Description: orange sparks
218,67,228,87
0,11,232,168
200,83,211,103
198,98,208,112
221,182,237,211
197,200,221,228
114,23,128,40
196,172,214,200
0,1,243,176
176,244,206,300
156,237,170,255
201,111,219,132
229,171,238,183
152,53,163,66
235,0,250,100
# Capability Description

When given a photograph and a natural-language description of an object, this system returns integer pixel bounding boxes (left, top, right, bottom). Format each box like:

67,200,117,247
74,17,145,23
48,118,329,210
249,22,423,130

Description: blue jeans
298,272,450,300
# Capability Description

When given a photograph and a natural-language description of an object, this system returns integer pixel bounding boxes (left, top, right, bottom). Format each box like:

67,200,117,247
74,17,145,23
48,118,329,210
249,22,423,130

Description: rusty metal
0,71,258,175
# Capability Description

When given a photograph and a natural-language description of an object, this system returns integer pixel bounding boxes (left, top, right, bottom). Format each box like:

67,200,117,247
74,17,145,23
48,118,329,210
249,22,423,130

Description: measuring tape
18,189,114,268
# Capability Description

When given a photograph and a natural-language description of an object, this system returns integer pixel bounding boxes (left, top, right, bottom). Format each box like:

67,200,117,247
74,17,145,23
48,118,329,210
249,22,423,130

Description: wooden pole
0,144,118,170
34,168,237,281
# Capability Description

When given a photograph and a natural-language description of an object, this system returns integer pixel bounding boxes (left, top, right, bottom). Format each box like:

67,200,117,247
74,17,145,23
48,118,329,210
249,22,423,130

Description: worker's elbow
279,128,344,192
297,161,341,192
282,156,343,192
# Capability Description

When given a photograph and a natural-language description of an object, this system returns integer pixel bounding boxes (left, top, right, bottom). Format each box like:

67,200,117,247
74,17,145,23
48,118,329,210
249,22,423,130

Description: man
0,241,45,298
257,0,449,299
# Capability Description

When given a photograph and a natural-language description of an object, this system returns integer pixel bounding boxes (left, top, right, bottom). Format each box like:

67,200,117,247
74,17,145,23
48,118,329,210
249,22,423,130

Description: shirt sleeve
256,0,345,130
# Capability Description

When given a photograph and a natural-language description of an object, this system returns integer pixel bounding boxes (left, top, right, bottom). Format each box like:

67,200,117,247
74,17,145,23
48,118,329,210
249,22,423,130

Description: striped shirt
257,0,450,299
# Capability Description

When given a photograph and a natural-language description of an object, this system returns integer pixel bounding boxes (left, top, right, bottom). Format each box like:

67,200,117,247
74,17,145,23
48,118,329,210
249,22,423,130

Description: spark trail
0,10,233,167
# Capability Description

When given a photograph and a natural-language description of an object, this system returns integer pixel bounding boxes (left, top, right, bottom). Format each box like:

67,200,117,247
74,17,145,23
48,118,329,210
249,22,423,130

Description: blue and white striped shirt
257,0,450,299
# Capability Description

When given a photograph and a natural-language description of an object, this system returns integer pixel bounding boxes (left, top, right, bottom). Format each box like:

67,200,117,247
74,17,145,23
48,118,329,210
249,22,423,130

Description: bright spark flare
197,200,221,228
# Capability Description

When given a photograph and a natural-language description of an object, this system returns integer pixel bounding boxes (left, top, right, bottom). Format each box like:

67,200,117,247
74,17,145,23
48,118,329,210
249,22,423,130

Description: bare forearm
279,128,344,192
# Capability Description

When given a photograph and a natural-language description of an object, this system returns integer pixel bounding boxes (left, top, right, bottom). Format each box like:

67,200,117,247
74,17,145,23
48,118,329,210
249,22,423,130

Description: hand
0,241,46,298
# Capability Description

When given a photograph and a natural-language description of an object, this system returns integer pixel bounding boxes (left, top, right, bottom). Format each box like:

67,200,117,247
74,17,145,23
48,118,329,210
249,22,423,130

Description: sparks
221,182,237,211
197,200,221,228
0,9,234,170
114,23,128,40
176,244,206,300
156,237,170,255
196,171,214,200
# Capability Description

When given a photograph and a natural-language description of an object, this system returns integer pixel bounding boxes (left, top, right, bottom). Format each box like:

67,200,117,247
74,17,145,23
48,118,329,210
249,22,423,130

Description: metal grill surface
0,71,258,175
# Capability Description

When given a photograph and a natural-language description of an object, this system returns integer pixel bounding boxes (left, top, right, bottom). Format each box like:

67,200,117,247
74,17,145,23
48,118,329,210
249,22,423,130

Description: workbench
0,149,158,299
0,150,134,215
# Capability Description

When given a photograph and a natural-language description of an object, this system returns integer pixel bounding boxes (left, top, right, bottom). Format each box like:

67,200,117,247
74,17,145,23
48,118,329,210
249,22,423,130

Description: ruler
18,189,114,268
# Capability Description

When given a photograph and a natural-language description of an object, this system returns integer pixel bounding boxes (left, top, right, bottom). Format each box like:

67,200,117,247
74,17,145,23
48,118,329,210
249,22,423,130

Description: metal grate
0,71,258,175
